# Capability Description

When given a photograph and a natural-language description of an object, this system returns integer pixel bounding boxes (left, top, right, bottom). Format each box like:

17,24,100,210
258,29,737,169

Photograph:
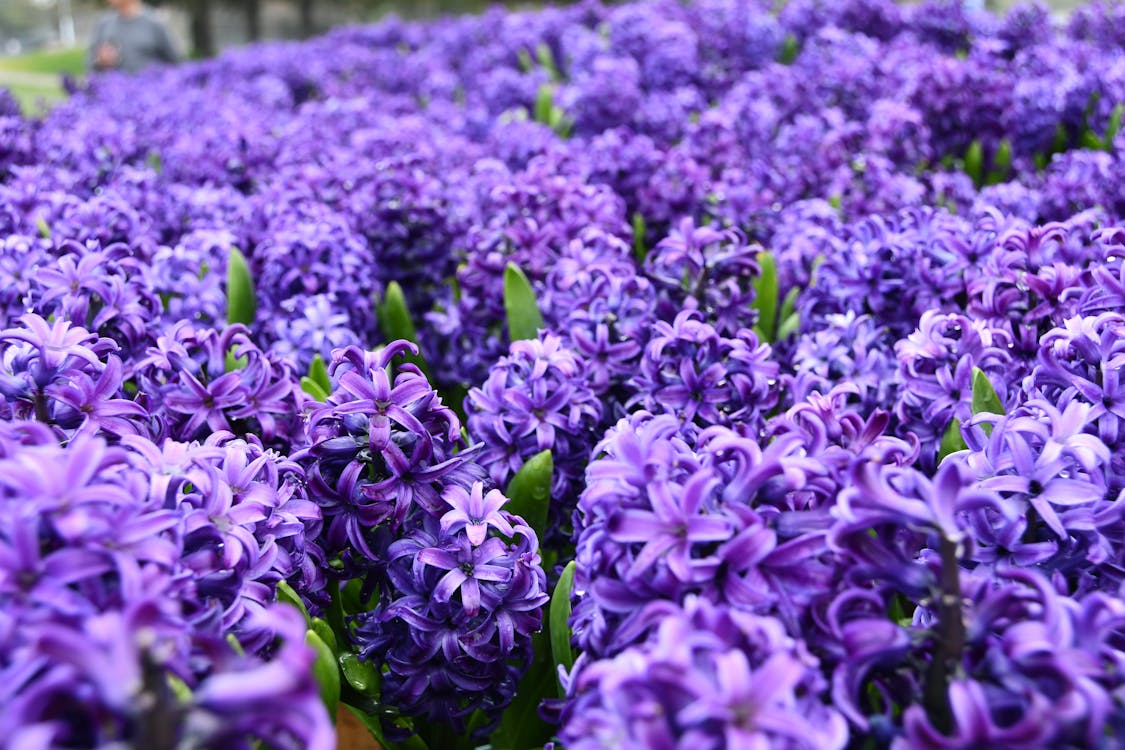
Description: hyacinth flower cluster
298,343,548,738
467,332,603,532
0,426,332,750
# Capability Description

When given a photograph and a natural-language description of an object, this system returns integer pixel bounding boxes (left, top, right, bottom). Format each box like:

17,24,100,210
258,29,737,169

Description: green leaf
517,48,534,73
376,281,419,344
309,354,332,394
311,617,338,655
146,150,163,174
276,580,310,623
779,33,799,64
307,629,340,716
339,653,381,698
751,251,779,342
536,42,560,81
224,350,247,373
985,139,1012,185
340,576,376,615
963,140,983,187
35,216,51,239
1104,102,1123,150
1053,122,1069,154
504,450,553,540
226,247,256,327
375,282,430,379
777,312,801,341
632,212,648,264
970,368,1004,417
938,418,967,461
534,84,554,125
971,367,1005,437
489,630,555,750
779,286,800,326
1081,129,1103,150
504,263,544,342
550,561,576,685
300,376,330,402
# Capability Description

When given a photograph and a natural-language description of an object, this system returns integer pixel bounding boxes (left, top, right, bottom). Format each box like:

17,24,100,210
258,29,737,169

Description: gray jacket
88,10,178,73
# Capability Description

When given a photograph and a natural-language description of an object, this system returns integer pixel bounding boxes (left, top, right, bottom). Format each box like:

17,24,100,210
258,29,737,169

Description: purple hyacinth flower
439,481,515,546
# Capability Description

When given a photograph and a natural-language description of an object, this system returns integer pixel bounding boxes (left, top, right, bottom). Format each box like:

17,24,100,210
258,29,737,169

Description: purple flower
466,332,603,514
560,597,848,750
440,481,515,546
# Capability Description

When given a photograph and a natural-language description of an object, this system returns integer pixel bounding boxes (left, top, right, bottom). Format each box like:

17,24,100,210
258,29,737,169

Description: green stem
924,535,965,734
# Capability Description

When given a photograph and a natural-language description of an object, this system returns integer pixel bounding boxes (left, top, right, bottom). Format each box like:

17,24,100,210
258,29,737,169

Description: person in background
88,0,179,73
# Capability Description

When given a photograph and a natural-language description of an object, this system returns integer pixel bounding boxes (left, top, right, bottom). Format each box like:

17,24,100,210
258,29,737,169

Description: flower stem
924,535,965,734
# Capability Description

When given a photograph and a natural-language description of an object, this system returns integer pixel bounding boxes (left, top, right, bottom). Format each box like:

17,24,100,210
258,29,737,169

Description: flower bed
2,0,1125,748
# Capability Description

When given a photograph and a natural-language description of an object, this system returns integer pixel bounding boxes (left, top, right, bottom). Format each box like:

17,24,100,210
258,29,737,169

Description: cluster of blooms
298,343,548,735
2,0,1125,746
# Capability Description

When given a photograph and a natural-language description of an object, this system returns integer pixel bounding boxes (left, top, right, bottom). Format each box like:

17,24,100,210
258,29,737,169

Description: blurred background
0,0,1081,112
0,0,577,110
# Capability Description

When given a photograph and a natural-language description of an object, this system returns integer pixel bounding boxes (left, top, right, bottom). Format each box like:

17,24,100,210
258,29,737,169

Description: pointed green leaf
971,367,1005,437
1053,123,1069,154
376,281,419,344
224,350,247,373
971,368,1004,417
751,251,779,342
779,286,800,325
310,617,338,655
276,580,310,623
300,376,330,402
777,312,801,341
536,42,559,81
489,629,555,750
146,151,163,174
375,282,430,379
550,561,576,684
339,653,381,698
993,138,1012,172
307,629,340,716
309,354,332,394
504,450,552,540
1081,129,1103,150
938,418,967,461
964,140,983,187
534,84,554,125
504,262,544,342
517,48,534,73
1104,102,1123,150
632,212,648,264
985,139,1012,185
226,247,257,327
35,217,51,239
779,33,799,64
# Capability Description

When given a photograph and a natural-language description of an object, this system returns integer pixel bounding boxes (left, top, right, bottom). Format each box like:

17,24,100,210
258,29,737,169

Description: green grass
0,47,83,115
0,47,85,76
6,83,65,114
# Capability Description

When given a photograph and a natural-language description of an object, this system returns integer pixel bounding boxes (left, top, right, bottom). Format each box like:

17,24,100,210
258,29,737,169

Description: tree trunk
187,0,215,58
244,0,262,42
